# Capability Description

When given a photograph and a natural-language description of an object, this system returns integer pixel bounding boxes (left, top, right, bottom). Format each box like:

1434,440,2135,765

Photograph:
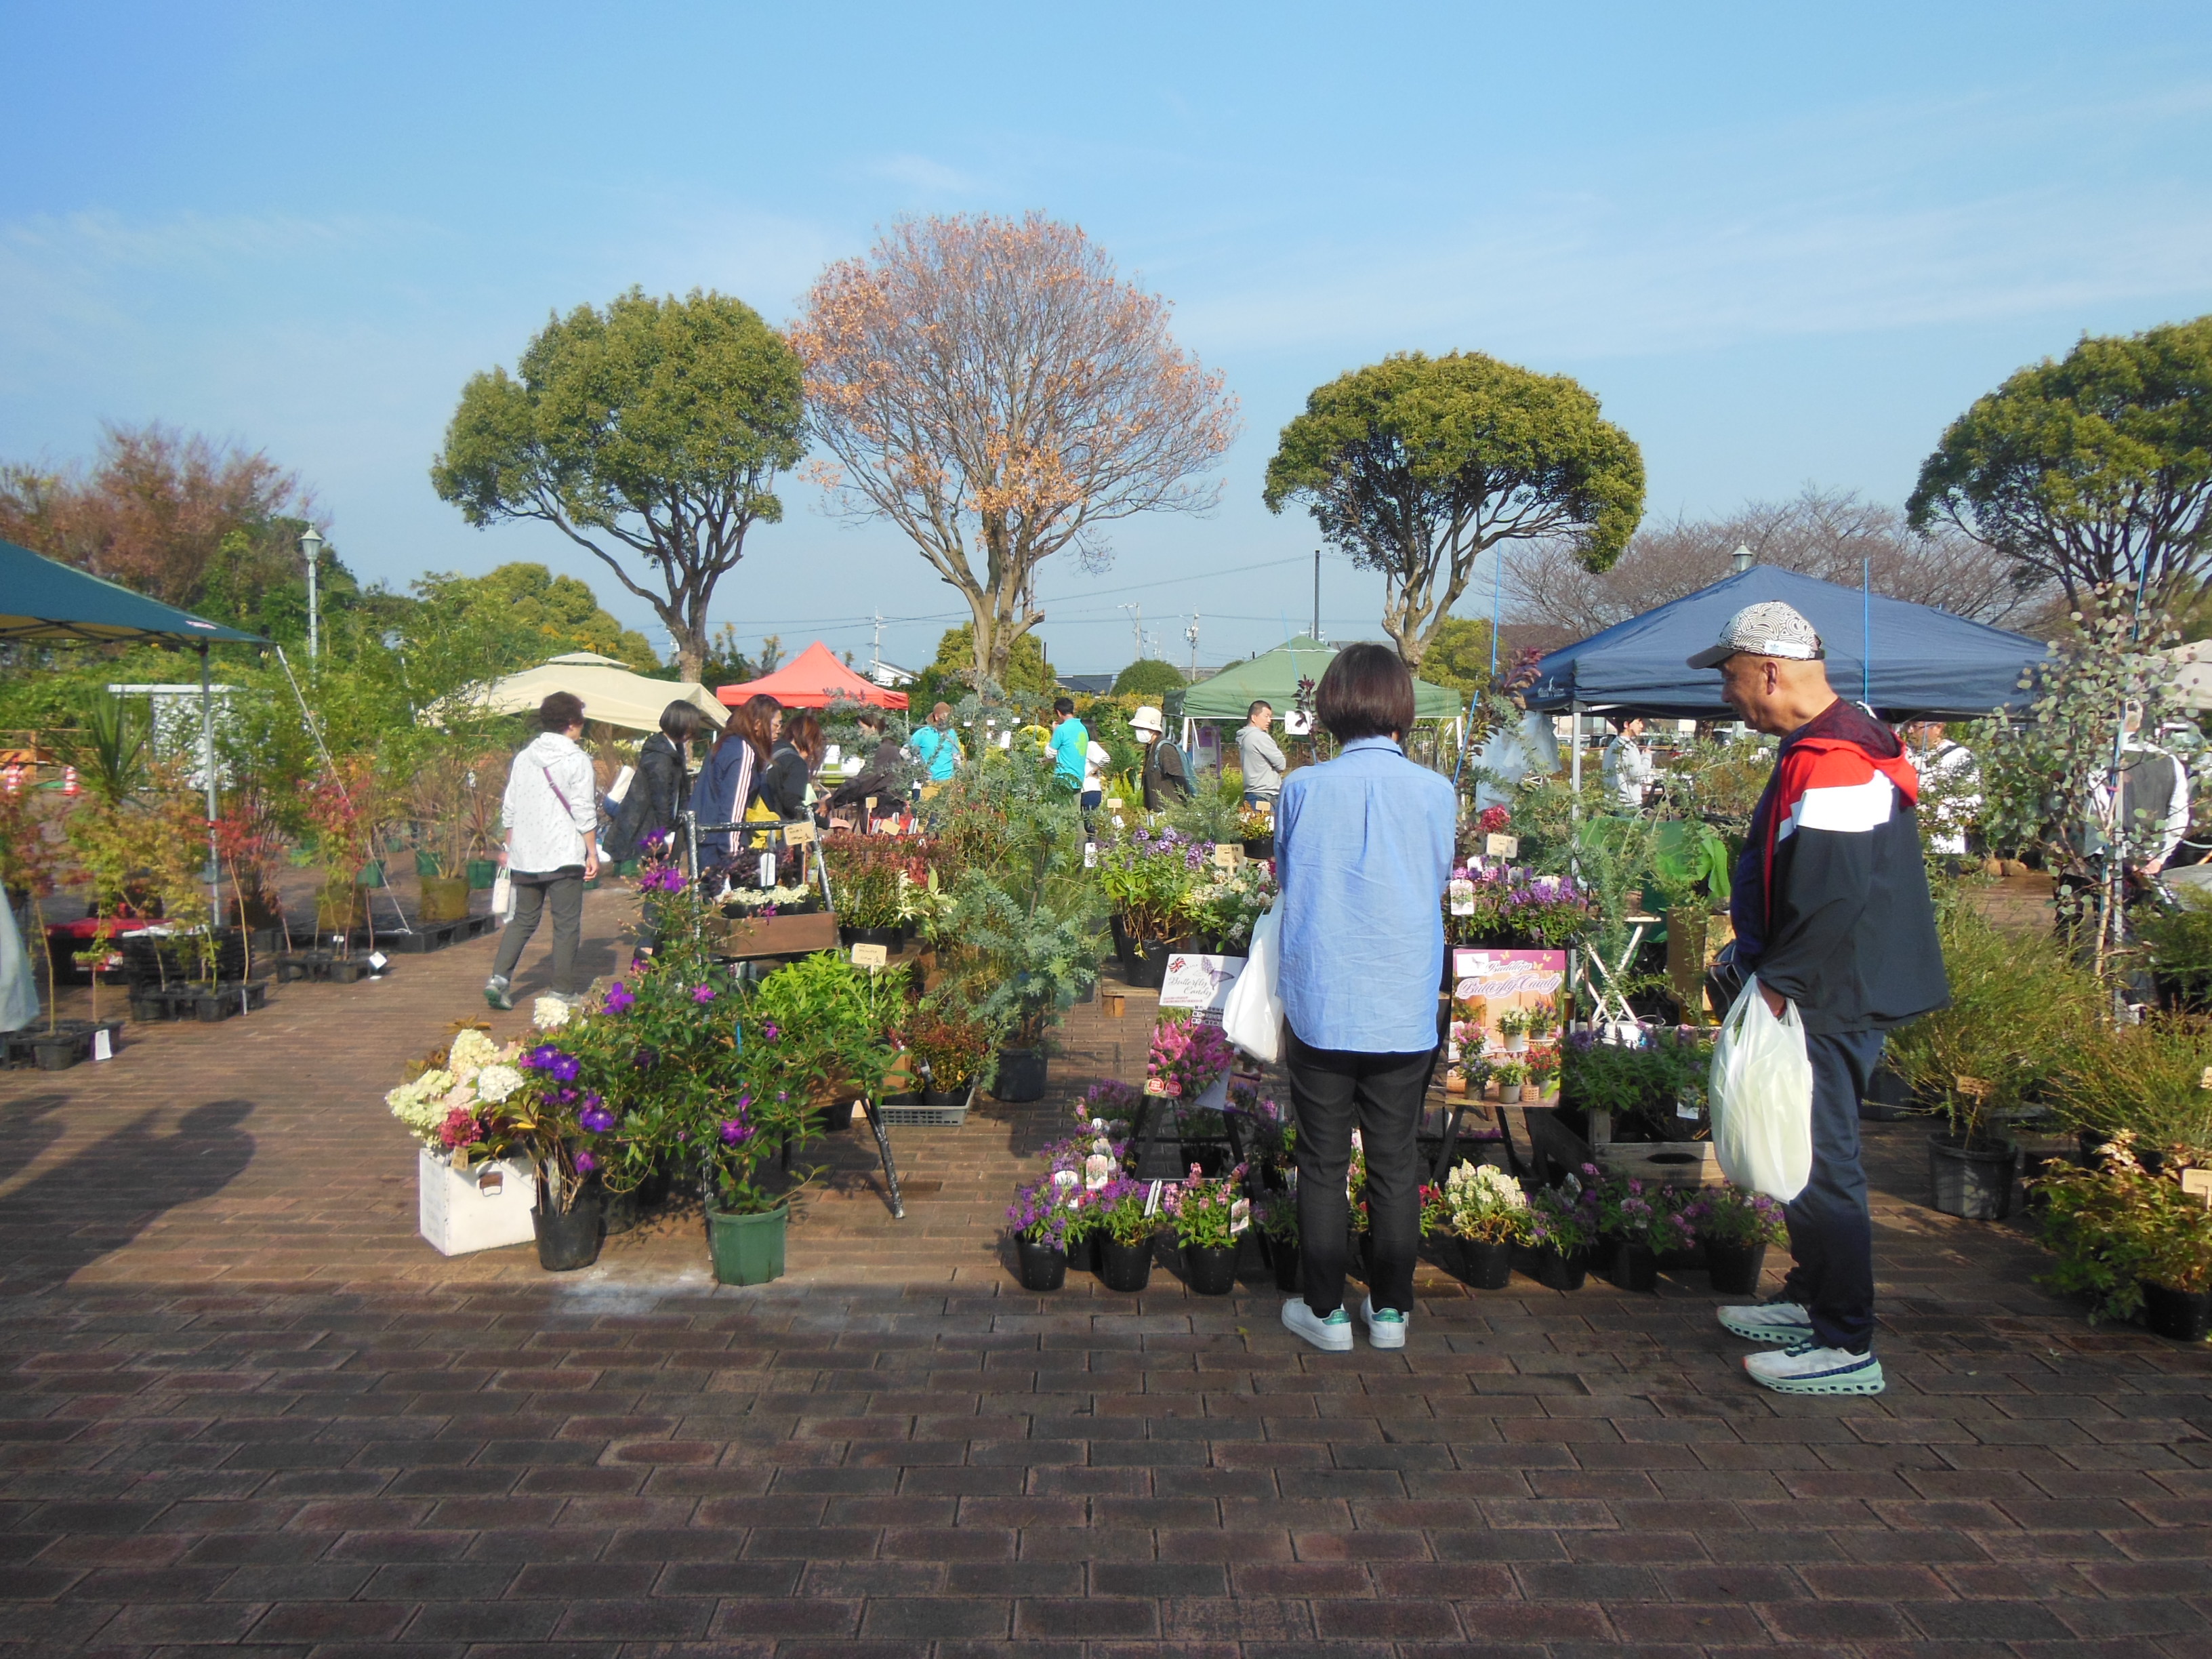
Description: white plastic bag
1221,899,1285,1063
490,869,514,925
1707,974,1814,1202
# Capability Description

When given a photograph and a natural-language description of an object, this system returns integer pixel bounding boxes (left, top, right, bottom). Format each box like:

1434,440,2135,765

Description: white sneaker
1717,1298,1813,1345
1282,1298,1353,1352
1744,1343,1885,1395
1359,1295,1408,1351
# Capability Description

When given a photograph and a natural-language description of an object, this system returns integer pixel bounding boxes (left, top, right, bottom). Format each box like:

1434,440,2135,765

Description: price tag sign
756,853,777,887
1485,833,1519,858
1143,1078,1170,1096
1212,843,1243,869
782,821,817,846
2182,1168,2212,1206
1954,1075,1994,1102
91,1028,112,1061
1084,841,1097,868
850,942,889,969
1107,797,1124,810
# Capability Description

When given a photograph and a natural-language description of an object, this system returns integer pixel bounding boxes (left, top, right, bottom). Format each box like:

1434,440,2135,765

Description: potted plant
1162,1163,1250,1294
1092,1176,1157,1292
1237,801,1275,860
1007,1176,1078,1291
1440,1160,1533,1288
1094,827,1200,985
401,741,489,924
303,758,379,940
1254,1193,1300,1292
1523,1045,1559,1103
2034,1134,2212,1340
1494,1059,1528,1105
903,993,994,1105
1586,1165,1698,1292
1496,1008,1530,1052
1525,1181,1601,1290
1684,1183,1788,1295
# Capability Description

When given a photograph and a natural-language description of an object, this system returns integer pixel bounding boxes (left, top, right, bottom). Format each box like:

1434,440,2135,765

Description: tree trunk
672,628,705,685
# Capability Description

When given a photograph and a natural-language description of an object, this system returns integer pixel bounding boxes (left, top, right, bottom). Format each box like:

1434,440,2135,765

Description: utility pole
1312,548,1320,642
1119,602,1143,664
870,610,883,680
300,527,325,662
1185,613,1200,679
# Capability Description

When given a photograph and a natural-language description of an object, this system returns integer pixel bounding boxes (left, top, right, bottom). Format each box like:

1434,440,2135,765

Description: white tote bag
1706,974,1814,1202
1221,899,1286,1063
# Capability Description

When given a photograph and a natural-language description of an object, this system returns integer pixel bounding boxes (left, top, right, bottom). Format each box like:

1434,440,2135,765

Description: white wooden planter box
417,1147,537,1255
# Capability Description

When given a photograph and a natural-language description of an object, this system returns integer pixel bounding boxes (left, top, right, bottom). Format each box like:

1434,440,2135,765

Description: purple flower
579,1105,616,1134
762,1021,781,1042
693,984,718,1004
720,1118,755,1145
523,1044,581,1082
574,1151,598,1174
604,981,636,1014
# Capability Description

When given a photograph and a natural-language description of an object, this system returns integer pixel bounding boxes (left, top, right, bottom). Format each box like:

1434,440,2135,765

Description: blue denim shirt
1275,735,1456,1054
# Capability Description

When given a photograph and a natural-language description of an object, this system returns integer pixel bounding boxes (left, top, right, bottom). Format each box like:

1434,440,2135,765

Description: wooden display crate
703,910,840,959
1593,1141,1722,1187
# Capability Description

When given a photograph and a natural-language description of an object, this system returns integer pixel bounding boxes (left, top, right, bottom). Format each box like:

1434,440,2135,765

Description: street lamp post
299,527,325,660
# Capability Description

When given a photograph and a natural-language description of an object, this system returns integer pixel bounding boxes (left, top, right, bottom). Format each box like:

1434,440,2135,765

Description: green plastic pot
414,849,440,878
707,1202,788,1286
466,859,499,890
356,860,386,888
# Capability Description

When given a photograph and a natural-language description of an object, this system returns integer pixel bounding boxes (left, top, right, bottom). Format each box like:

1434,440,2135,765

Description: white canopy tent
428,653,726,735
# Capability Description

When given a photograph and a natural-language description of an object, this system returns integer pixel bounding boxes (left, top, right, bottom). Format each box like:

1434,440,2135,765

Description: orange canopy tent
714,640,910,710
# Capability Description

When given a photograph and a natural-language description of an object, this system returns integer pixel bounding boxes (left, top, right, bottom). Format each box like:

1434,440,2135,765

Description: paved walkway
1,891,2208,1655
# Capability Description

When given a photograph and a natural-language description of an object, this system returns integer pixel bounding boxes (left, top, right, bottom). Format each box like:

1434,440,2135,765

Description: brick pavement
1,888,2209,1654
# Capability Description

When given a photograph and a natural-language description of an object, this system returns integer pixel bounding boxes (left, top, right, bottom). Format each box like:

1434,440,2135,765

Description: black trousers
1782,1029,1886,1353
1286,1029,1434,1318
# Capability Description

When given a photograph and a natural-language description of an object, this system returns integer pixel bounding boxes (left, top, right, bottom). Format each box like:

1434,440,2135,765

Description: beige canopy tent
429,652,726,734
2169,640,2212,711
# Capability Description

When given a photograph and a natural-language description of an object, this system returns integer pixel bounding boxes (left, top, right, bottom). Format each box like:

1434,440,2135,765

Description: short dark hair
1315,643,1414,743
855,708,884,731
659,700,708,745
1053,695,1075,716
539,691,586,733
1248,699,1271,720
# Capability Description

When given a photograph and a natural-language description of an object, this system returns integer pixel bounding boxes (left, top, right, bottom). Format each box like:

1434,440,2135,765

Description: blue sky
4,2,2209,672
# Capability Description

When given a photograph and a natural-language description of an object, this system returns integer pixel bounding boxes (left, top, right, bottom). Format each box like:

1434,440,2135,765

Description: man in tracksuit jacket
1692,602,1949,1396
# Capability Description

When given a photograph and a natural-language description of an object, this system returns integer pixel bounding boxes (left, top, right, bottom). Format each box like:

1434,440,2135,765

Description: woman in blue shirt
1273,643,1456,1352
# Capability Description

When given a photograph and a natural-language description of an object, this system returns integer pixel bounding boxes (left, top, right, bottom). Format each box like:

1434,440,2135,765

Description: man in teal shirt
1047,696,1087,794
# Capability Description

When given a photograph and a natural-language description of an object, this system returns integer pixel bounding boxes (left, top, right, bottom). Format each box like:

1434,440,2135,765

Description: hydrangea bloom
531,996,571,1029
447,1029,501,1073
474,1063,525,1105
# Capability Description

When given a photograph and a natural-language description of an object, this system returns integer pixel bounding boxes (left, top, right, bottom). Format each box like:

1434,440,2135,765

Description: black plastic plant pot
1183,1242,1238,1295
1929,1133,2018,1221
533,1196,605,1271
922,1085,968,1107
1263,1236,1301,1293
1098,1235,1153,1292
1242,836,1275,861
1122,938,1181,990
813,1099,856,1134
31,1035,83,1072
1532,1246,1589,1292
993,1048,1048,1103
328,960,369,985
2141,1281,2212,1343
1704,1240,1768,1296
1015,1236,1068,1292
1609,1240,1660,1293
839,924,901,949
1458,1237,1515,1290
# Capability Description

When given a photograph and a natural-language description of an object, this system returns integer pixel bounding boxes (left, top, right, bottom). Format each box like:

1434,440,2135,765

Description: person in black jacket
1692,602,1948,1399
827,708,907,825
606,701,710,864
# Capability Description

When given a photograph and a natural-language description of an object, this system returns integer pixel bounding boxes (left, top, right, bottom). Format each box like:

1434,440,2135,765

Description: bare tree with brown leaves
794,214,1239,684
1507,486,2057,640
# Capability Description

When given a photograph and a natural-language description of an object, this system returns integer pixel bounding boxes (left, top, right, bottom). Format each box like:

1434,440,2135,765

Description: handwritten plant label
782,821,817,846
2181,1168,2212,1206
850,943,889,969
1485,833,1520,858
1212,843,1243,869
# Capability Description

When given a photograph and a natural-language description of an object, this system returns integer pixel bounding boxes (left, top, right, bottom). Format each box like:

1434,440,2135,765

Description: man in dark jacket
1693,602,1948,1397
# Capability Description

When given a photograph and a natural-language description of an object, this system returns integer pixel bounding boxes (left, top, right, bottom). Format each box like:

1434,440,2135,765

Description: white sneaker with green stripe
1282,1298,1353,1352
1359,1294,1407,1350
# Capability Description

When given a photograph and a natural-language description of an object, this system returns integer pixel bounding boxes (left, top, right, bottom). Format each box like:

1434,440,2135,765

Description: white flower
531,996,570,1030
448,1029,500,1075
474,1063,525,1105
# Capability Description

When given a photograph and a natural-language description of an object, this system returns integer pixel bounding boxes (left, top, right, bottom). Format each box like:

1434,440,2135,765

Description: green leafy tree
1411,615,1494,698
1908,316,2212,608
413,563,659,669
1110,658,1185,699
1263,350,1643,672
431,287,804,682
932,625,1056,695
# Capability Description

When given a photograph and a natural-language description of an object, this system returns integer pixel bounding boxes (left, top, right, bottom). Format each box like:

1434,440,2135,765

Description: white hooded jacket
501,732,598,875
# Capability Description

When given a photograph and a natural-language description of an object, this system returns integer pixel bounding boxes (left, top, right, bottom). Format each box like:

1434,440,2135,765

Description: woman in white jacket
486,692,600,1010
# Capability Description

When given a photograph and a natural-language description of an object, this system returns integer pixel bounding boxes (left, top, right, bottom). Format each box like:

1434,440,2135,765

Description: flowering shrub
1147,1010,1236,1100
1078,1078,1144,1130
1527,1181,1601,1254
1162,1164,1250,1250
1008,1176,1084,1249
1253,1191,1299,1246
1094,825,1208,940
1441,1161,1533,1244
2033,1134,2212,1320
1443,867,1594,947
1093,1176,1158,1246
1582,1165,1697,1251
1683,1182,1788,1248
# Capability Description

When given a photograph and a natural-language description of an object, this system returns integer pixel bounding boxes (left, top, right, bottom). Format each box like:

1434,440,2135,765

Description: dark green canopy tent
1,537,267,922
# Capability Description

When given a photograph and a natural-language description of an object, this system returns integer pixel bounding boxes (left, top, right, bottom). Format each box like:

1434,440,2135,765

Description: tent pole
199,642,222,930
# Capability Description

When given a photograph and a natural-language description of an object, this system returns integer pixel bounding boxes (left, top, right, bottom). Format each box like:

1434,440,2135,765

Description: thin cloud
864,152,991,198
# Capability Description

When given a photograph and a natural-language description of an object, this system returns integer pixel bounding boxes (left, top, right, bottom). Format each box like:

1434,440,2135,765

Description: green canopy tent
1182,635,1465,721
1,537,267,927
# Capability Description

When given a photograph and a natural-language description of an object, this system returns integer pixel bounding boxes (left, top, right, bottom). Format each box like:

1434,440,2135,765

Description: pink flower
693,985,717,1004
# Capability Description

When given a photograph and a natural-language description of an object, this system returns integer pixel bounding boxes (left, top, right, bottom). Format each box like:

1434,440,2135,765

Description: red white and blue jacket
1730,699,1950,1036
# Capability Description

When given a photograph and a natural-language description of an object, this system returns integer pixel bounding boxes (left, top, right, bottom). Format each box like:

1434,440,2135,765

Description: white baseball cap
1130,705,1165,735
1687,602,1825,670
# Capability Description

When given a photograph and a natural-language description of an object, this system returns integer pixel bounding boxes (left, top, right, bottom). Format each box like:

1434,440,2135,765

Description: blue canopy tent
1524,566,2049,720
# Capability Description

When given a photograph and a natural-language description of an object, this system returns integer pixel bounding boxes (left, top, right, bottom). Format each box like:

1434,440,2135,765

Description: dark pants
491,871,584,997
1286,1029,1434,1318
1782,1029,1885,1353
